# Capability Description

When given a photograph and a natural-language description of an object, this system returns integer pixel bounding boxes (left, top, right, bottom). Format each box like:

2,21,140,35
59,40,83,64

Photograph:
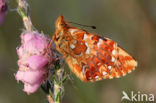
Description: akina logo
121,91,154,102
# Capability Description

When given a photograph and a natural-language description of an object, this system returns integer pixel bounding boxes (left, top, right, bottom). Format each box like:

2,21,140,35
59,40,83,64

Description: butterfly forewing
53,16,137,82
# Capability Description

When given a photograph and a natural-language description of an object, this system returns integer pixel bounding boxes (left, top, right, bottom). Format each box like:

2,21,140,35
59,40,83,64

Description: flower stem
50,59,66,103
16,0,33,31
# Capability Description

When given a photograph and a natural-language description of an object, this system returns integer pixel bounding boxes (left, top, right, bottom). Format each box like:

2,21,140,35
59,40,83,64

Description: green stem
16,0,33,31
50,61,66,103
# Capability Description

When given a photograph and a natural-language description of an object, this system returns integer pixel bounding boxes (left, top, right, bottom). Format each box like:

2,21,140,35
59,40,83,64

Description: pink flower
15,31,55,94
0,0,8,26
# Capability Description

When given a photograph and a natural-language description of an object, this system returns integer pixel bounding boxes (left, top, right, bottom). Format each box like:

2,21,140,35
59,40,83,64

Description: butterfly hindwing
65,28,137,82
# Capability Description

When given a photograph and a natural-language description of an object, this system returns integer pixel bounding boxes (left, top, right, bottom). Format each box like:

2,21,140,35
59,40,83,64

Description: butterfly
52,15,137,82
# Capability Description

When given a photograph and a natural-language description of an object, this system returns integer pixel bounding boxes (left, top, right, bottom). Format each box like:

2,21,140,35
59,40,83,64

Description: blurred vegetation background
0,0,156,103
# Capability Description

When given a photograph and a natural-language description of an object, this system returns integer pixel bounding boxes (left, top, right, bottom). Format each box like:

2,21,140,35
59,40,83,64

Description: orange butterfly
52,16,137,82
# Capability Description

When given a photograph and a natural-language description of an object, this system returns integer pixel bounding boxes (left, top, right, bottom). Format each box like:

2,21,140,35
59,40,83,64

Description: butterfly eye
60,23,67,27
60,23,64,26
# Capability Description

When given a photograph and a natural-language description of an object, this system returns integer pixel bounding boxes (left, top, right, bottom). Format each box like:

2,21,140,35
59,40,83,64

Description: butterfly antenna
69,22,96,29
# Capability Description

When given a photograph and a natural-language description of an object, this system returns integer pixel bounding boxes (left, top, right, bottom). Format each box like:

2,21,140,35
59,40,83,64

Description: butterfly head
53,16,65,42
55,15,70,30
52,15,72,49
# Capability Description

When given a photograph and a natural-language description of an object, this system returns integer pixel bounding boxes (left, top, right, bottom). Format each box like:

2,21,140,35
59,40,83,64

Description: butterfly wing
65,28,137,82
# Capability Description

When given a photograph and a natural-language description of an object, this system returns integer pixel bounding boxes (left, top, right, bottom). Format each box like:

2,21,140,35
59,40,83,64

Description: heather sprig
15,0,66,103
